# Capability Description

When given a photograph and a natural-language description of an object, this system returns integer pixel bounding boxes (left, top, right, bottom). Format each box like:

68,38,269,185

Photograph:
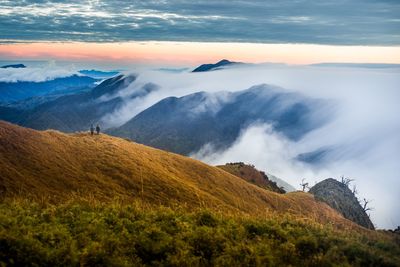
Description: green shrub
0,200,399,266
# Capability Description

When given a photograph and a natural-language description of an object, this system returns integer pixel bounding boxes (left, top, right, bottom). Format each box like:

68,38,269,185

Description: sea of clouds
2,62,399,228
0,61,79,82
103,64,400,229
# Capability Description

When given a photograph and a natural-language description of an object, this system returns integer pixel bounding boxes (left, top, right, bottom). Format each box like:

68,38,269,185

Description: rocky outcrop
309,178,374,229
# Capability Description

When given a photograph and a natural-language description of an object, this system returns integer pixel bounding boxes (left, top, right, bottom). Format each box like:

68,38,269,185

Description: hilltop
192,59,240,72
217,162,286,193
310,178,375,229
1,121,355,227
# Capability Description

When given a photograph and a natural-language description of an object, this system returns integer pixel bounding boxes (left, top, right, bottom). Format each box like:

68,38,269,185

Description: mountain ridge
1,63,26,69
192,59,241,72
3,74,157,132
109,84,334,155
0,74,97,103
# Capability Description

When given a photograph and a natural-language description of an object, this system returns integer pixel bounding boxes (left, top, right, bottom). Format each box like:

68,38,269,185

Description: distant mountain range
0,63,336,159
192,59,241,72
0,74,98,104
1,63,26,68
0,74,160,132
19,75,152,132
109,84,333,155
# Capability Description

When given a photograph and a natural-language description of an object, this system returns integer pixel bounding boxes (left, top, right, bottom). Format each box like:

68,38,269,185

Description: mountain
109,84,333,155
1,63,26,68
192,59,241,72
0,74,98,104
1,74,157,132
217,162,286,193
2,94,68,110
309,178,375,229
0,120,358,228
0,106,23,123
297,147,331,164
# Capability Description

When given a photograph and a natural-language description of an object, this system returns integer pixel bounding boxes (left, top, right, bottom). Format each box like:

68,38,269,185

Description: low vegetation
1,199,399,267
1,122,400,266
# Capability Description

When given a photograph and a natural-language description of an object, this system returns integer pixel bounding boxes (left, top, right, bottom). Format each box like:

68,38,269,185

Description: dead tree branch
300,178,309,192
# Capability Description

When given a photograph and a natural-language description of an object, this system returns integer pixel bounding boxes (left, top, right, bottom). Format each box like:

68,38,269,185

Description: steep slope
192,59,241,72
0,121,359,229
109,84,333,155
217,162,285,193
309,178,375,229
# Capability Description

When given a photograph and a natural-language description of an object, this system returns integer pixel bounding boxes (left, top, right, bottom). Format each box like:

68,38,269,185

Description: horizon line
1,41,400,65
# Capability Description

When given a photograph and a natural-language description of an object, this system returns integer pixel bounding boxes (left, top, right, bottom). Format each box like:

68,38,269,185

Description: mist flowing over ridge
0,62,399,228
104,63,400,229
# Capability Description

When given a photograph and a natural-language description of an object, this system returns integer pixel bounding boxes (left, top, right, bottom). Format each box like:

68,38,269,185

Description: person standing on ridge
90,124,94,135
96,124,101,135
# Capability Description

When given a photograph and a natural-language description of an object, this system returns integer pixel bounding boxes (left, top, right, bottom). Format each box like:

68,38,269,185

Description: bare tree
340,175,354,187
362,198,373,212
352,184,358,196
300,178,309,192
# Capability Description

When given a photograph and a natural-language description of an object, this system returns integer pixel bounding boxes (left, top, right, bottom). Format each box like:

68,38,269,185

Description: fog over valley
1,63,399,228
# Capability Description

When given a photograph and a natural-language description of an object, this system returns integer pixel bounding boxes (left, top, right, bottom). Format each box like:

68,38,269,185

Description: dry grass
0,121,364,230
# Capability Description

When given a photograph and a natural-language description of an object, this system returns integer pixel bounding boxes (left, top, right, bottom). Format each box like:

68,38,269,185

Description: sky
0,0,400,64
1,42,400,66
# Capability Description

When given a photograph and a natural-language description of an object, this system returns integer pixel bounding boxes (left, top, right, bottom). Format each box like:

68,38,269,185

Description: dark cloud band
0,0,399,45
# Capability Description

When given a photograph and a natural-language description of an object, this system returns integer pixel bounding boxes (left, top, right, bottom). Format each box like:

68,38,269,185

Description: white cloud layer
104,64,400,229
0,63,78,82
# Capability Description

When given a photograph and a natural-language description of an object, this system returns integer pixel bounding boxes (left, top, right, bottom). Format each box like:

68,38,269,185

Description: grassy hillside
1,121,400,265
0,120,352,228
217,162,286,193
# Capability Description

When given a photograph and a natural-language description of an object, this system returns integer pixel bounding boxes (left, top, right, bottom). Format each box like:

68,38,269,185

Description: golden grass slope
0,121,360,229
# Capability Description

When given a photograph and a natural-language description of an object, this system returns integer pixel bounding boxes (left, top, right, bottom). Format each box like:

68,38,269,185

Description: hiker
90,124,94,135
96,124,101,135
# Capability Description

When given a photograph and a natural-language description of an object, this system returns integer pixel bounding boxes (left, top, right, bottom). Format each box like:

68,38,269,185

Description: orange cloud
1,41,399,65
